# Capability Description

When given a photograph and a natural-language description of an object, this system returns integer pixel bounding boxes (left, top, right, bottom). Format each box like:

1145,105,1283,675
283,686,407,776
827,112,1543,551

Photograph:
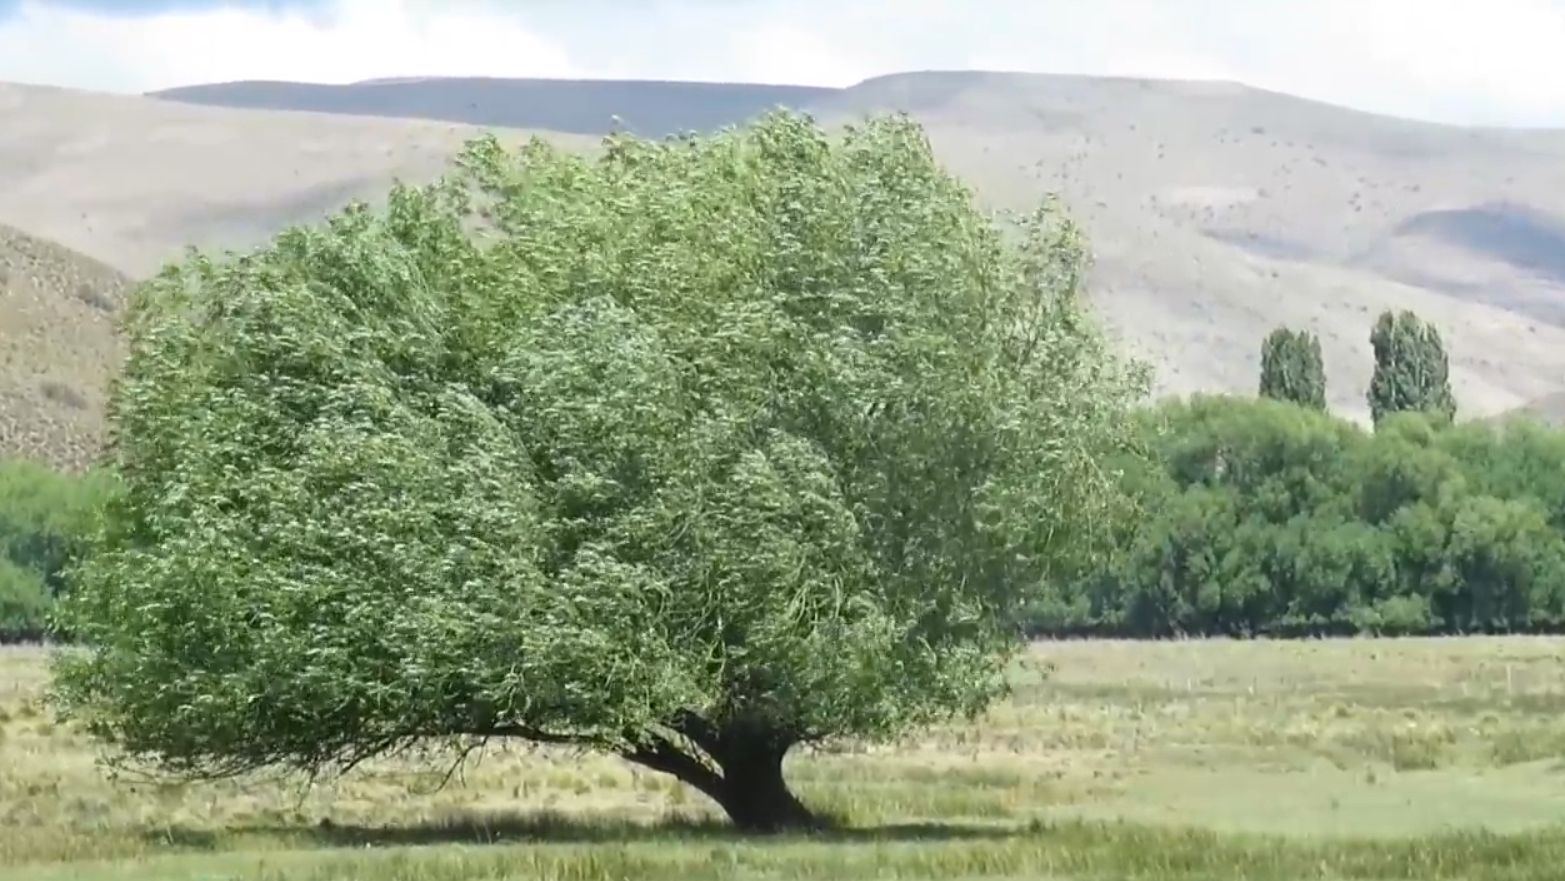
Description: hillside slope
817,73,1565,422
0,73,1558,462
149,77,834,138
0,224,128,471
0,83,600,276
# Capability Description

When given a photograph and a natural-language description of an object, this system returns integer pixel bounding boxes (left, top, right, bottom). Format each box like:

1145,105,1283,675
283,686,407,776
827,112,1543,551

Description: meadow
5,637,1565,880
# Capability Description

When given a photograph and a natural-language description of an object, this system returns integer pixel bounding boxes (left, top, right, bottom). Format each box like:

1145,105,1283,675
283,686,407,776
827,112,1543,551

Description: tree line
1031,310,1559,637
1031,397,1565,637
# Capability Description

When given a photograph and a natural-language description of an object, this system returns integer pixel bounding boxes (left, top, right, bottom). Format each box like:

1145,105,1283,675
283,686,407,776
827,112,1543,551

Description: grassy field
5,638,1565,879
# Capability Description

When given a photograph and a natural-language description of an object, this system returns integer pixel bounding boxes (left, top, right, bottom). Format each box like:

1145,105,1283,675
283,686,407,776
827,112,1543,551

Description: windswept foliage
1257,326,1326,411
50,112,1144,831
1368,310,1456,425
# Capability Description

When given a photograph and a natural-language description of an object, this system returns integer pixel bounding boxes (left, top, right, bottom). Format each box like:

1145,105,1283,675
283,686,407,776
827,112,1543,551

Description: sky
2,0,1565,127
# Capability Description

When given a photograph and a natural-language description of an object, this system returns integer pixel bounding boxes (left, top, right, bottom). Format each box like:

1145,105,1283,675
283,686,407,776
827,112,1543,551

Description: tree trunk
703,736,819,833
620,720,821,834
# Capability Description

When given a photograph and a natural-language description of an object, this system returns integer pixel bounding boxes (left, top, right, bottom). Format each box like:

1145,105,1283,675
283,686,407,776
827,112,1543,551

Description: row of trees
1029,397,1565,637
1111,312,1480,634
1257,310,1456,424
1023,310,1530,637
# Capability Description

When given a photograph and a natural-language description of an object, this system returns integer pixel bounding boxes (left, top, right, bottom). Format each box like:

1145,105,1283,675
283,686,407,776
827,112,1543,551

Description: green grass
6,637,1565,879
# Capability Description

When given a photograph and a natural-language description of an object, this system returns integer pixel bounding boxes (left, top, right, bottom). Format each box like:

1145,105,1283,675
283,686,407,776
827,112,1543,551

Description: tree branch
667,708,722,753
620,731,724,797
483,723,600,746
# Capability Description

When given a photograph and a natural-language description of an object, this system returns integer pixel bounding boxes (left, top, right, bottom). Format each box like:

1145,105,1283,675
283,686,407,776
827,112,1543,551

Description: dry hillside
0,224,128,471
826,73,1565,424
150,76,835,139
4,72,1565,469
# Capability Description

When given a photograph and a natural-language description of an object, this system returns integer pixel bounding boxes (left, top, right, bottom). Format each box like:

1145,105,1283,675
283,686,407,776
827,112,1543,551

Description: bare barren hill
0,72,1561,468
0,82,601,274
0,223,128,471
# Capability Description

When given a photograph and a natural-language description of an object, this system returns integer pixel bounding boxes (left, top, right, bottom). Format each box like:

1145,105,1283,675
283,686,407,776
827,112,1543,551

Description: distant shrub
0,557,50,642
0,459,115,642
1033,397,1565,639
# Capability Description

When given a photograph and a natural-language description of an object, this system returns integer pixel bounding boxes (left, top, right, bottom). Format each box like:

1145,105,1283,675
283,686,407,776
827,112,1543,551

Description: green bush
1033,397,1565,638
0,459,114,642
0,557,50,642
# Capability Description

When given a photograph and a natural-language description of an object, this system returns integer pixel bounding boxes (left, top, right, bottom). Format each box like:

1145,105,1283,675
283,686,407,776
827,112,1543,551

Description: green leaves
1258,326,1327,411
52,111,1143,786
1044,396,1565,638
0,459,113,642
1368,310,1456,426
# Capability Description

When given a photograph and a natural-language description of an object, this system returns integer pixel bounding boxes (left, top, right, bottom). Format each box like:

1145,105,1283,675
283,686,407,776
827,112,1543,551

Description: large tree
1367,310,1457,425
51,112,1144,832
1258,326,1327,411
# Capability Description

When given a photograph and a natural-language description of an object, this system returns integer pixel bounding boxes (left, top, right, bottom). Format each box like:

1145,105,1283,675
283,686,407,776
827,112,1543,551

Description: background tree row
1259,309,1455,425
1029,397,1565,637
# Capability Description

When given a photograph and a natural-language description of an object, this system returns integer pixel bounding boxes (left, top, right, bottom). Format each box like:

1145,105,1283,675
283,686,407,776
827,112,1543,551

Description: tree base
622,722,822,834
713,776,824,834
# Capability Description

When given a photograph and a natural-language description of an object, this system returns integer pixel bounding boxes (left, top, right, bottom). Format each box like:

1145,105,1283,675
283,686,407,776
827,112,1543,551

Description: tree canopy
1368,309,1456,425
50,112,1145,832
1258,326,1326,411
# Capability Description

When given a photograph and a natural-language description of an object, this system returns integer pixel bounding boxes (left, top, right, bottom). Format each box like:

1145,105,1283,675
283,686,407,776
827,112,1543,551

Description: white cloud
2,0,1564,126
0,0,580,91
